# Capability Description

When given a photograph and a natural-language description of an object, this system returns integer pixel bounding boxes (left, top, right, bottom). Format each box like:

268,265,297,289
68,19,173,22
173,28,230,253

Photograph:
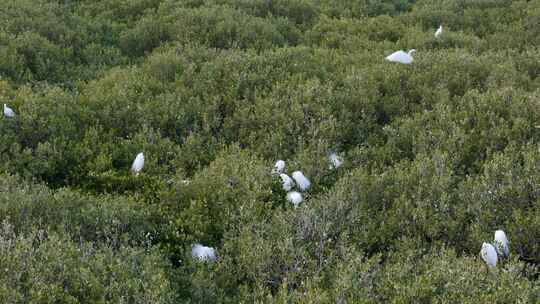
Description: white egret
286,191,303,207
272,160,285,175
131,152,144,175
329,152,343,169
3,104,15,118
292,171,311,191
435,25,443,38
385,49,416,64
191,244,217,262
480,242,498,268
494,230,509,258
280,173,295,191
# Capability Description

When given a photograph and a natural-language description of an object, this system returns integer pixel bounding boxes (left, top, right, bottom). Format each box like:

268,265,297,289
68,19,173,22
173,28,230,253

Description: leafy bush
0,0,539,302
0,221,173,304
0,174,159,246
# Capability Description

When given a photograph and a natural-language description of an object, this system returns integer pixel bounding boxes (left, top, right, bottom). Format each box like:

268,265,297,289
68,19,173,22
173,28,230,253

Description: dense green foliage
0,0,539,302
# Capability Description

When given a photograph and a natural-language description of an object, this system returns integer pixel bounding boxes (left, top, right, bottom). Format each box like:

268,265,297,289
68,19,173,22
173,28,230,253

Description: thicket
0,0,539,302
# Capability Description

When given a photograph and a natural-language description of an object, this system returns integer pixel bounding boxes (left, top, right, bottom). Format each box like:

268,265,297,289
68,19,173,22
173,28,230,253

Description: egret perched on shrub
3,104,15,117
191,244,217,262
480,242,498,268
435,25,443,38
272,160,285,175
131,152,144,175
385,49,416,64
329,152,343,169
292,171,311,191
287,191,303,207
280,173,294,191
494,230,509,258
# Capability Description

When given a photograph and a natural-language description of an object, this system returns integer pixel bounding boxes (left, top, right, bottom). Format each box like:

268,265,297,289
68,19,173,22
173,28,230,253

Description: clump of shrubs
0,0,539,302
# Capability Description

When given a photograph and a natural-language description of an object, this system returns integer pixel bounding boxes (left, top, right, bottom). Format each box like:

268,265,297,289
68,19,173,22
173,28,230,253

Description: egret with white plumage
385,49,416,64
494,230,509,258
329,152,343,169
191,244,217,262
3,104,15,118
435,25,443,38
280,173,295,191
480,242,498,268
292,171,311,191
272,160,285,175
131,152,144,175
287,191,303,207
